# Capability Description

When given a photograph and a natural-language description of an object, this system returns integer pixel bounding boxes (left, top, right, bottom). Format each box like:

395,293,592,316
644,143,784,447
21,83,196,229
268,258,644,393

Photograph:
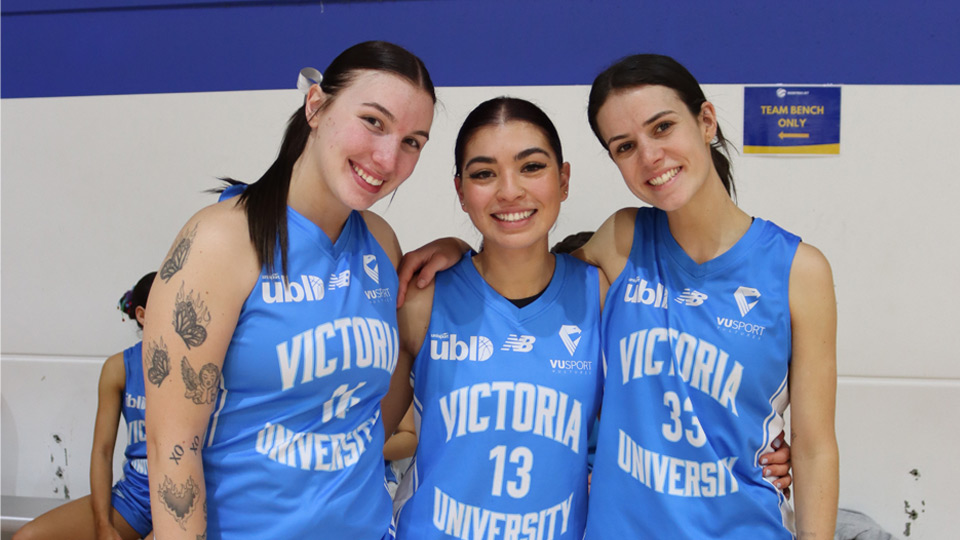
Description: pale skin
13,307,153,540
143,71,433,539
383,404,417,462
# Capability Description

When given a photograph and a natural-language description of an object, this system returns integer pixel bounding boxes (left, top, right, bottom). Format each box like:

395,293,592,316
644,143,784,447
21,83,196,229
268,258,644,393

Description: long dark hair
118,271,157,329
226,41,435,277
454,97,563,178
587,54,735,198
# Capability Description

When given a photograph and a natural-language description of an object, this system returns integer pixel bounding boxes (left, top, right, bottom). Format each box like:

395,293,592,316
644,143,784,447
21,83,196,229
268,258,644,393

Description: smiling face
303,70,435,212
595,84,718,212
455,120,570,251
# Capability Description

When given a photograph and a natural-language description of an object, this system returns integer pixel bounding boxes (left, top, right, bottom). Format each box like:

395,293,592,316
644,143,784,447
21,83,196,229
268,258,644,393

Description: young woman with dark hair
580,54,837,539
15,272,157,540
142,41,436,539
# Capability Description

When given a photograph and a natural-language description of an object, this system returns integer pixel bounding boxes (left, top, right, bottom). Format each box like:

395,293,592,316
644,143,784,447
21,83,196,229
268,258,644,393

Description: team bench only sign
743,86,841,154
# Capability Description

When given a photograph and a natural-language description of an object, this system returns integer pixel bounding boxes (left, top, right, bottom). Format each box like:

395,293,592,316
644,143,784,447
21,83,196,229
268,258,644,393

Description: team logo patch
430,333,493,361
261,274,325,304
559,325,581,356
675,289,708,306
328,270,351,290
363,254,380,284
501,334,536,352
623,276,669,308
734,286,761,316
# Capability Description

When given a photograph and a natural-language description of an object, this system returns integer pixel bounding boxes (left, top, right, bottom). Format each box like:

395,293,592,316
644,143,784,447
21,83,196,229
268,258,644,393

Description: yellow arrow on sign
779,132,810,139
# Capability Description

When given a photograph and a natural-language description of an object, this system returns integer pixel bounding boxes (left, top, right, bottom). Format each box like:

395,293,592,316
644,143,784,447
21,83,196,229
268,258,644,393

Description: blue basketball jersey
393,253,603,540
585,208,800,539
120,341,148,482
203,196,398,539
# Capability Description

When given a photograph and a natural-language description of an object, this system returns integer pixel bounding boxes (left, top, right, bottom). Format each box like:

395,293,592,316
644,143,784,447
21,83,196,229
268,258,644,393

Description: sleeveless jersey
585,207,800,539
120,341,148,481
203,195,398,539
393,253,603,540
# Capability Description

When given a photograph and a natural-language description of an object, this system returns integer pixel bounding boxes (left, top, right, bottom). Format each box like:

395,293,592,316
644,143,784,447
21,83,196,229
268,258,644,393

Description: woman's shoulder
359,210,402,269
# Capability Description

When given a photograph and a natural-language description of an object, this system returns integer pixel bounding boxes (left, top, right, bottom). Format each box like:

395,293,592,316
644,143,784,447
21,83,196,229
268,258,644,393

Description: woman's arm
396,237,471,307
143,204,258,539
381,278,434,437
788,242,839,538
89,352,125,540
383,405,417,461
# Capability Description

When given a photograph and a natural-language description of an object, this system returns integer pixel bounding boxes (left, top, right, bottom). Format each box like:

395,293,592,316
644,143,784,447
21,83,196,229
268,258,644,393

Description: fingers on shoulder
361,210,402,269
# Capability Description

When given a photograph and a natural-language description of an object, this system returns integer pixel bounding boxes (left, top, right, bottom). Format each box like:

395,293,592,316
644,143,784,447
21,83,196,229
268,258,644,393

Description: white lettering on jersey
261,275,324,304
437,382,582,453
617,429,739,497
623,278,669,308
127,419,146,445
432,487,573,540
254,411,379,471
276,317,398,391
619,328,743,416
430,334,494,362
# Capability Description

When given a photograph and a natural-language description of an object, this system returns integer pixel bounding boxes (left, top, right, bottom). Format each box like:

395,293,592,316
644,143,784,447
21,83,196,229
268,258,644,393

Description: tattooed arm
143,201,259,539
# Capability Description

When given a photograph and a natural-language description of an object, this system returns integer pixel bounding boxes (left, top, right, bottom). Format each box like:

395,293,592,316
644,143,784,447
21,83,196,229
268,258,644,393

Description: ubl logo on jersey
261,274,325,304
430,333,493,362
623,277,669,308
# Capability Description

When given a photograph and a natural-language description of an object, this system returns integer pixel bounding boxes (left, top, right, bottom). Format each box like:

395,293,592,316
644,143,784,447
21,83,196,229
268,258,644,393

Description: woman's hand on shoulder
396,237,471,307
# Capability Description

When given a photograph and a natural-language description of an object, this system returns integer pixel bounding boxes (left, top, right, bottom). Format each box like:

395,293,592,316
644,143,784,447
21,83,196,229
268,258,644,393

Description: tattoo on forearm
173,283,211,349
169,444,184,465
160,224,197,283
158,475,200,530
146,338,171,387
181,357,221,404
190,436,201,455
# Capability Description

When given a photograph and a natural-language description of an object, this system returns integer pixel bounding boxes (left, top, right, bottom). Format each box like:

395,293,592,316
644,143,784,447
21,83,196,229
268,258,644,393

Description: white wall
3,84,959,537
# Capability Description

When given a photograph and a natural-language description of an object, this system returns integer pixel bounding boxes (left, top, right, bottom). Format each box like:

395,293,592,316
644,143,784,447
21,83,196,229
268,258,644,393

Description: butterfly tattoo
160,224,197,283
158,475,199,530
173,283,211,349
146,338,171,387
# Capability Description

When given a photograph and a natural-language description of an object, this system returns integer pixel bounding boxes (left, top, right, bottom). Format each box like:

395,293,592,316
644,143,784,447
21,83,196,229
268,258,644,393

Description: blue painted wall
4,0,960,98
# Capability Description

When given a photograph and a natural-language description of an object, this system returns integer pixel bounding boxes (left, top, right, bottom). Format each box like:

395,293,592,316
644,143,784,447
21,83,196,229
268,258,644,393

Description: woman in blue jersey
578,54,838,539
142,41,435,540
15,273,156,540
383,97,605,540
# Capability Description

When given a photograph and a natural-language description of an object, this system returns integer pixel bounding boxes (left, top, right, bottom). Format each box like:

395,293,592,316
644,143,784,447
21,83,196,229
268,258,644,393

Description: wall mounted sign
743,86,841,154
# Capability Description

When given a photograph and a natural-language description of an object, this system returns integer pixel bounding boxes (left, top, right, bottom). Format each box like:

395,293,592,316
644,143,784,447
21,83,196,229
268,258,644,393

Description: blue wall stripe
3,1,959,98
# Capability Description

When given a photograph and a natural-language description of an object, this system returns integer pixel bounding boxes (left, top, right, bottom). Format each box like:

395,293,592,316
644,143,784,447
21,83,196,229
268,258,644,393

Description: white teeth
494,210,535,222
649,167,679,186
353,164,383,186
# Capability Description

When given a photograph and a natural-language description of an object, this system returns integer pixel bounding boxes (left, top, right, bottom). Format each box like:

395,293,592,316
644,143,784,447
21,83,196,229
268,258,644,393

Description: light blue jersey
112,341,152,536
585,207,800,539
204,191,397,539
394,253,603,540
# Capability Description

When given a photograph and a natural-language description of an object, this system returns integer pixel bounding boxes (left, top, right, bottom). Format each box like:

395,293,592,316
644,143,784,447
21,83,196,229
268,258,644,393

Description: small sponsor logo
363,287,392,303
430,333,493,361
125,393,146,410
734,286,761,317
363,254,380,284
328,270,351,290
501,334,536,352
261,274,325,304
549,358,593,374
716,316,766,340
675,289,708,306
623,277,669,308
559,325,582,356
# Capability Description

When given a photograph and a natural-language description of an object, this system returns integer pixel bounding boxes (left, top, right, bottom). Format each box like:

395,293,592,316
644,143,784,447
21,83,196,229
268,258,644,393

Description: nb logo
261,275,324,304
734,286,761,316
328,270,351,290
675,289,708,307
363,254,379,284
501,334,536,353
559,325,581,356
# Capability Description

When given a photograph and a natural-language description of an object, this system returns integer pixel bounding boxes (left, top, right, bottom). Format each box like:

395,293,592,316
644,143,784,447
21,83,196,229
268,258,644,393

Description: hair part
587,54,736,199
225,41,436,277
119,271,157,329
454,97,564,178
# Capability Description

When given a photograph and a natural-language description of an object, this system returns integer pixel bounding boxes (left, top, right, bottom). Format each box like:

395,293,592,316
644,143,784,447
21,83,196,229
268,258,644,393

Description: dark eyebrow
515,147,550,161
464,156,496,169
604,110,677,148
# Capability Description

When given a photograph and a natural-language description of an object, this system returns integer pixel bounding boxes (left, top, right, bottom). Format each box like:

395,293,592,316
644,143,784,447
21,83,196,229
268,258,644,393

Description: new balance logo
261,275,324,304
675,289,708,306
501,335,536,352
363,254,379,284
559,325,581,356
430,333,493,361
734,286,761,316
623,277,668,308
328,270,351,290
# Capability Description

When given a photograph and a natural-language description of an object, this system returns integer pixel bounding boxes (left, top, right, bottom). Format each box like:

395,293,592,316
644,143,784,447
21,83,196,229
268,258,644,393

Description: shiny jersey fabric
120,341,148,481
204,191,397,539
394,253,603,540
585,207,800,539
